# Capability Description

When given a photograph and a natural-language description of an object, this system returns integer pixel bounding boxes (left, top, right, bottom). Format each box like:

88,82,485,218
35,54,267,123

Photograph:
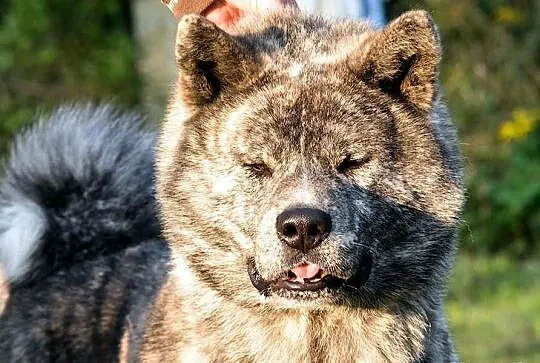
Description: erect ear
175,15,258,108
351,11,441,111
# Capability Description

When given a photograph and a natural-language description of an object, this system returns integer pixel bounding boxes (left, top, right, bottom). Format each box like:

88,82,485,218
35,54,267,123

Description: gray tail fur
0,104,160,286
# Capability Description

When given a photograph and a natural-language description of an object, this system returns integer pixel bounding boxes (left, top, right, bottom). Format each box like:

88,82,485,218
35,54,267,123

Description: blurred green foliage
470,112,540,256
0,0,539,256
0,0,140,154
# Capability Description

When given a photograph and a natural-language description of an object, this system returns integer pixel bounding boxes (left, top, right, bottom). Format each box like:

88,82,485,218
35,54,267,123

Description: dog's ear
175,15,258,108
350,11,441,111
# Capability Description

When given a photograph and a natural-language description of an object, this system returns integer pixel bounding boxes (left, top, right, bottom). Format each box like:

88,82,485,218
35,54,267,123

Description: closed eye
336,154,371,174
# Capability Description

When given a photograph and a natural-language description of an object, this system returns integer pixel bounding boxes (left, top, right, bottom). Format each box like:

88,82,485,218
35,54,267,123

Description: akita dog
0,9,463,363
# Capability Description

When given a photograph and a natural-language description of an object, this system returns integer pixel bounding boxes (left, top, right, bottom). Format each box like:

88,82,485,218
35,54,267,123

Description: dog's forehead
214,86,390,166
225,79,380,136
234,13,374,69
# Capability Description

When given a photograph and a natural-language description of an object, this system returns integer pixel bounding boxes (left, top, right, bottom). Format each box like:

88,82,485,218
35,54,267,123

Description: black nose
276,208,332,253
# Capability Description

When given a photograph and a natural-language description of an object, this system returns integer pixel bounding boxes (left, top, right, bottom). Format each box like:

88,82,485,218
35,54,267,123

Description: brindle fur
145,9,463,363
0,9,463,363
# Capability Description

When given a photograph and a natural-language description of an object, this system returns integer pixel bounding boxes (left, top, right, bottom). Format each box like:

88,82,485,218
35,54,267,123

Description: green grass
447,254,540,362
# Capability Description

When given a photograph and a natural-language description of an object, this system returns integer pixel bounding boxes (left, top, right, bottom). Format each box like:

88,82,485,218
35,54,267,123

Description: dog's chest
142,297,424,362
173,315,416,363
140,274,425,362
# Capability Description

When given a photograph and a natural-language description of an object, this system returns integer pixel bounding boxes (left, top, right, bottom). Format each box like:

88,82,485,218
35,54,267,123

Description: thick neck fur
142,264,430,363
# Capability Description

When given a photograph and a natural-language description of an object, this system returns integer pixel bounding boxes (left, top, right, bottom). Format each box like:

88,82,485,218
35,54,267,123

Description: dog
0,9,464,362
0,105,168,362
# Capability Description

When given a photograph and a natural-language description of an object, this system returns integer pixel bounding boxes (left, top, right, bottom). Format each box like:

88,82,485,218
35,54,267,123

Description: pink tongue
291,263,321,279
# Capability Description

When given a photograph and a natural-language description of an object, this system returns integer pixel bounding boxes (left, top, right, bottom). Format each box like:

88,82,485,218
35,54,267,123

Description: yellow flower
499,108,537,142
495,6,522,25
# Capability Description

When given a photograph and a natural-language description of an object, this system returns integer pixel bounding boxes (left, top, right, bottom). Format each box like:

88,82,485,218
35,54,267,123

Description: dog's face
158,11,463,309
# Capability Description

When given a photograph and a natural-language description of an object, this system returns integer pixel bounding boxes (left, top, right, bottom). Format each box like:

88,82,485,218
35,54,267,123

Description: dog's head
158,10,464,309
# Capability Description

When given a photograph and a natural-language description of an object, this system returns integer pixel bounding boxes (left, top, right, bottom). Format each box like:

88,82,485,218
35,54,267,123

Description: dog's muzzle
247,256,373,297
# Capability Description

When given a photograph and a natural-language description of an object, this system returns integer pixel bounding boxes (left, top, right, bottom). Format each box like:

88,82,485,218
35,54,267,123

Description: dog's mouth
247,260,344,295
247,251,374,299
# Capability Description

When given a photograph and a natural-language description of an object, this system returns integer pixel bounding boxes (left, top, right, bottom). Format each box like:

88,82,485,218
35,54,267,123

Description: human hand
202,0,297,30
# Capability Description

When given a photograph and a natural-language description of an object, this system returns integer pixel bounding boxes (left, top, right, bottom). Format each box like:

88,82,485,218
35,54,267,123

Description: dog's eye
243,162,273,178
336,154,371,174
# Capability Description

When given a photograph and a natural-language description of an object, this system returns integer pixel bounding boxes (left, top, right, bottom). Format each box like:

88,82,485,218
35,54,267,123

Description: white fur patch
0,200,46,282
220,104,249,153
287,62,303,78
310,52,340,65
170,253,198,289
309,34,370,65
170,253,222,316
293,188,315,204
212,173,236,195
157,97,194,178
179,345,209,363
282,313,309,342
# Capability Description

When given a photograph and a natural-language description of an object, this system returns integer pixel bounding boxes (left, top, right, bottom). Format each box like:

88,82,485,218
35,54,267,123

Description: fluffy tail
0,104,160,286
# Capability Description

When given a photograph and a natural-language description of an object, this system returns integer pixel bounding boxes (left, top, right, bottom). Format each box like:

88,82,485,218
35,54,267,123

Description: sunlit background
0,0,539,361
